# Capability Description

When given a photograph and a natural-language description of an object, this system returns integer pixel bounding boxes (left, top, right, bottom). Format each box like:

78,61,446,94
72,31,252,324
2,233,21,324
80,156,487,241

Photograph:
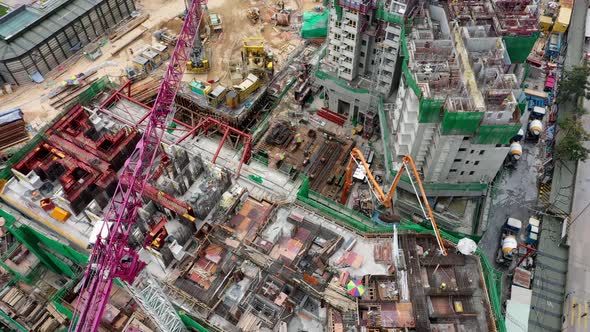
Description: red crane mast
69,1,205,330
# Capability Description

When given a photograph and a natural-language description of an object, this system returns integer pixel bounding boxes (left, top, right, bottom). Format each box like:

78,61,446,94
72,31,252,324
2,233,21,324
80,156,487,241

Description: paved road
478,139,541,267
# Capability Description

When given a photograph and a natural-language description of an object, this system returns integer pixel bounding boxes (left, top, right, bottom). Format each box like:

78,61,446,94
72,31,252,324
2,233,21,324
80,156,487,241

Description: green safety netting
0,208,214,331
376,1,405,25
0,209,88,280
315,70,371,94
418,98,444,123
302,10,329,39
441,111,484,135
333,0,343,20
503,32,540,63
472,124,521,145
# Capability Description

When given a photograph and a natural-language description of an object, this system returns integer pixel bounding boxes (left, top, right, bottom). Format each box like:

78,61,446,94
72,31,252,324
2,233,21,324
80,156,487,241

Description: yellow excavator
340,147,447,256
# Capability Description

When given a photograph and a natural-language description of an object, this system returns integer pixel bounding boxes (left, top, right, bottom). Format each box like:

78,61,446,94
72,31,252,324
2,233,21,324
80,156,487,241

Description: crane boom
340,148,447,256
69,1,204,331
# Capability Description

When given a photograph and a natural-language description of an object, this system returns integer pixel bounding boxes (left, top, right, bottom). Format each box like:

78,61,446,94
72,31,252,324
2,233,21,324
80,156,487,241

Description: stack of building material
130,77,161,102
374,242,393,264
0,286,64,331
123,314,154,332
337,251,364,268
316,108,346,126
0,108,27,151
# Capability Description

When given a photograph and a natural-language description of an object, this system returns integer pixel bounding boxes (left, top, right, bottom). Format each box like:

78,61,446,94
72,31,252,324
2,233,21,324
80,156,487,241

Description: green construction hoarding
441,111,484,135
503,32,540,63
472,124,521,145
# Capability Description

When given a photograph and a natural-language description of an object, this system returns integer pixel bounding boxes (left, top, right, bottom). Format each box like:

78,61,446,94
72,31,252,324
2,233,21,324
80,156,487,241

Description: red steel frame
69,1,205,330
97,76,252,178
173,116,252,177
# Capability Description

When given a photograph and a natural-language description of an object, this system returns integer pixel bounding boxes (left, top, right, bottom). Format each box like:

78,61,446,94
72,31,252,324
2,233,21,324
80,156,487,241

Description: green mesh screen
0,209,88,279
400,33,422,98
472,125,521,144
503,32,540,63
441,111,484,135
418,98,444,123
376,1,405,25
333,0,343,20
301,10,329,39
0,308,27,331
179,312,212,332
315,70,371,94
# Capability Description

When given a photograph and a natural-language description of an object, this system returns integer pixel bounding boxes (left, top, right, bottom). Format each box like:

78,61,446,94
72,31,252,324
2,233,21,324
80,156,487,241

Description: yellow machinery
207,85,228,108
233,74,261,101
242,37,274,78
187,58,209,73
189,74,260,108
50,206,71,222
187,36,209,73
340,148,447,255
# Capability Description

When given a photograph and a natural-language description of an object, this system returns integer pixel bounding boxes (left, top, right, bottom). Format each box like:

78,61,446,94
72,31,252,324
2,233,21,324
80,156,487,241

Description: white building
316,0,407,137
389,5,521,184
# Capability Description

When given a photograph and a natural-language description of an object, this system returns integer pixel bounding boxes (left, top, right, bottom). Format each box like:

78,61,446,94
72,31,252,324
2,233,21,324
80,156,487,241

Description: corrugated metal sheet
0,107,23,126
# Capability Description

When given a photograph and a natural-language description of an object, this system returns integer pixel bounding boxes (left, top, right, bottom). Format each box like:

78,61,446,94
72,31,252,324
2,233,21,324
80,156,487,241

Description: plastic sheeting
472,124,521,145
441,111,484,135
301,10,328,39
0,107,23,126
503,32,540,63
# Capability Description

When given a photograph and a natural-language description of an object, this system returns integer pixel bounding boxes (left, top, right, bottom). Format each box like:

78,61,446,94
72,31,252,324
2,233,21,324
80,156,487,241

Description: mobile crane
68,0,205,331
340,147,447,256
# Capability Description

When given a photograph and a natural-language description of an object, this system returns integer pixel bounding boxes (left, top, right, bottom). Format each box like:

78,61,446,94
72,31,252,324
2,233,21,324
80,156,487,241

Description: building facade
0,0,136,85
316,0,408,137
389,5,522,184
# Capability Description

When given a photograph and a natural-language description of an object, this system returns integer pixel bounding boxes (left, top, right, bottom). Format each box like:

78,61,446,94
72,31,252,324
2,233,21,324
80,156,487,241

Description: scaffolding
124,272,187,332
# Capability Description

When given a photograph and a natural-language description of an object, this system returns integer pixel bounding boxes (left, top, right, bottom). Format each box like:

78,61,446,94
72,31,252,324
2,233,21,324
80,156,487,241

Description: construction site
0,0,576,330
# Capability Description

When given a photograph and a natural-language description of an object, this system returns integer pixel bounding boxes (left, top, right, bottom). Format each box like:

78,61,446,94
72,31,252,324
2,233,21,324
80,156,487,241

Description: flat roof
0,0,100,61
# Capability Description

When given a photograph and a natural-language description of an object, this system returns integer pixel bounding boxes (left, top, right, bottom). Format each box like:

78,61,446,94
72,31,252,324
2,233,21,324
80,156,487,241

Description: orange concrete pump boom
340,147,447,256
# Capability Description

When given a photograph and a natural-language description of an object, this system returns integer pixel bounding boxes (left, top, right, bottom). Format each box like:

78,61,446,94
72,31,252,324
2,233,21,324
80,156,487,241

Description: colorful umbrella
347,279,365,297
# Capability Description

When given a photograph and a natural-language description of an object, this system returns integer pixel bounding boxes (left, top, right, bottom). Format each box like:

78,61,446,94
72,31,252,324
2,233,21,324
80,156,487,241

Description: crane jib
68,1,205,331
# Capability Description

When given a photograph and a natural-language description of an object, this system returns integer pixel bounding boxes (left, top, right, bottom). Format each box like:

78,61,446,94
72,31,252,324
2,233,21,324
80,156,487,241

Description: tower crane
68,1,205,331
340,147,447,256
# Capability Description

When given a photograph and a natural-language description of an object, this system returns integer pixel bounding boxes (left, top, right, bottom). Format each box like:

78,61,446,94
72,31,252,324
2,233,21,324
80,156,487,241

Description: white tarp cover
456,238,477,255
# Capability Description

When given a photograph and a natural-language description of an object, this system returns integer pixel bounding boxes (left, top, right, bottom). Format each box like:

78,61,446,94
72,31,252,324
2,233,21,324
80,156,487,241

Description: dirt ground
0,0,323,133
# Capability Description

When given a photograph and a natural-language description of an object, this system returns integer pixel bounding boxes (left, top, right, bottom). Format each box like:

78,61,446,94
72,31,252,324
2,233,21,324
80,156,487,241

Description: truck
496,217,522,265
526,217,541,245
526,107,546,143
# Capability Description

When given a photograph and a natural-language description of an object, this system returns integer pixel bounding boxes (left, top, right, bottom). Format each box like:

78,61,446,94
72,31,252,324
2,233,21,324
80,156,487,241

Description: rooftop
406,4,520,120
0,0,99,60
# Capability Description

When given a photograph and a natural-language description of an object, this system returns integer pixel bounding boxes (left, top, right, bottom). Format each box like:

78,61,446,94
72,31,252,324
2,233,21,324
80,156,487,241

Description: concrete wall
428,140,509,183
392,76,420,156
320,78,371,120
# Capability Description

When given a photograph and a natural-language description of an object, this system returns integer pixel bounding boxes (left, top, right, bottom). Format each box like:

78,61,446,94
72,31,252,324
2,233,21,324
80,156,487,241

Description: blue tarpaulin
0,108,23,126
31,71,44,83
